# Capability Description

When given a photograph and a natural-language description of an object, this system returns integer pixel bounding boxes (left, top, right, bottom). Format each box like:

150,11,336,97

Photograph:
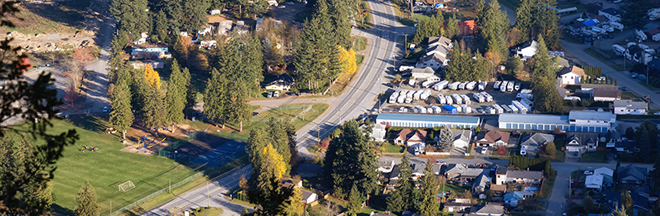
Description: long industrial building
376,113,481,129
498,110,616,133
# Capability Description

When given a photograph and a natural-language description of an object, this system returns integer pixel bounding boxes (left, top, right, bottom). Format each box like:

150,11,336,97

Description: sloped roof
428,36,452,48
557,66,586,76
612,100,648,110
427,45,449,55
496,166,508,175
450,129,472,143
594,167,614,176
410,67,436,75
476,130,510,144
458,20,475,30
302,190,316,201
506,170,543,179
490,184,507,192
586,174,604,188
521,133,555,147
566,132,599,146
475,204,505,215
472,174,489,189
420,53,446,63
617,164,647,182
397,129,427,142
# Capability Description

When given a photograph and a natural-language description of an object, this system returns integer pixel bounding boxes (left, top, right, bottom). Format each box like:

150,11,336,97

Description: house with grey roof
495,166,508,185
505,170,543,184
444,202,475,213
617,164,647,185
472,173,490,195
445,164,488,181
450,129,472,148
566,132,599,152
474,204,505,216
612,100,648,115
520,133,555,156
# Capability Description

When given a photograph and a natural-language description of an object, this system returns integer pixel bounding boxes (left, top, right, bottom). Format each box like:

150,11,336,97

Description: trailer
416,106,427,113
612,44,626,56
453,105,462,113
512,100,528,114
492,104,504,114
436,94,446,104
421,90,432,100
494,81,502,90
405,97,413,103
461,105,471,114
500,81,508,92
507,82,514,92
398,66,415,72
432,106,442,113
389,90,400,103
461,94,471,105
478,81,487,91
408,78,416,86
433,80,449,90
473,93,485,103
458,82,467,90
448,82,460,90
397,94,406,103
445,95,453,105
501,104,512,113
442,105,457,114
653,33,660,42
421,80,435,88
508,104,519,113
635,29,647,41
426,107,434,113
466,81,477,90
481,92,493,102
452,94,463,105
520,98,533,108
609,22,623,31
413,90,423,100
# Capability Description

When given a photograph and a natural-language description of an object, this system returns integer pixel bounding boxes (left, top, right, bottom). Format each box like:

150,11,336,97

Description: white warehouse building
376,113,481,129
498,110,616,133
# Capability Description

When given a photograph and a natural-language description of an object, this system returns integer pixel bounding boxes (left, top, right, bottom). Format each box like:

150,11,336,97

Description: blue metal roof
498,113,569,125
376,113,480,124
583,20,597,27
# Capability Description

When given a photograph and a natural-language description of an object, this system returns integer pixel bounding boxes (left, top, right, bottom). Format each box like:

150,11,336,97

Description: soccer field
13,116,199,215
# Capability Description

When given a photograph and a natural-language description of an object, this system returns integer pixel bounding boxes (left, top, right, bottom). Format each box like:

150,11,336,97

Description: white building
376,113,481,129
557,66,585,85
612,100,648,115
450,129,472,148
513,40,538,59
369,123,387,142
599,8,622,23
415,53,446,70
498,110,616,133
409,67,438,80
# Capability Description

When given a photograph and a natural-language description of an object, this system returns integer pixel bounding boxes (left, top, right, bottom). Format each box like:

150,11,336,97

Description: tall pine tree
204,68,228,127
74,181,98,216
478,0,509,57
165,60,186,132
386,154,414,213
514,0,533,43
110,0,151,40
418,160,439,216
226,81,251,132
109,81,134,139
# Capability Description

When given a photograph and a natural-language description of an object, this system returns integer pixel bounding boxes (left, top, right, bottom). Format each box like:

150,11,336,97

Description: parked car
480,147,487,154
631,72,639,78
277,5,286,8
267,92,273,98
619,87,627,91
273,91,280,97
414,146,420,156
103,106,108,112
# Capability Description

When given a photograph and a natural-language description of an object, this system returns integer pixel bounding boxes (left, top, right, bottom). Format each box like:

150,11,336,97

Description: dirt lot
382,82,522,114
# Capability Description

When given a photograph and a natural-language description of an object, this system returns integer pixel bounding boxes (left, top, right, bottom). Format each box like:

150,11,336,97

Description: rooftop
600,8,621,16
568,110,616,121
490,184,507,192
499,113,569,125
496,166,508,175
410,67,436,74
506,170,543,179
612,100,648,110
558,65,585,76
377,113,480,124
476,130,510,144
521,133,555,147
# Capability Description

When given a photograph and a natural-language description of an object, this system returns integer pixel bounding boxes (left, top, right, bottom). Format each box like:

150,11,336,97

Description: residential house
585,174,604,190
586,167,614,190
394,129,427,148
444,202,475,213
557,66,586,85
617,164,647,185
495,166,508,185
599,8,622,22
565,132,599,152
265,74,295,91
445,164,488,181
625,45,654,65
503,191,534,207
505,170,543,184
378,159,395,173
409,67,437,79
580,84,621,102
457,20,476,35
614,140,636,152
450,129,472,148
490,184,507,196
520,133,555,156
475,130,511,147
370,123,387,142
302,190,319,205
130,60,165,69
605,190,653,216
410,162,441,180
568,110,617,131
131,44,169,56
612,100,648,115
512,40,538,60
473,204,505,216
296,164,322,177
428,36,453,50
472,174,490,194
415,53,446,70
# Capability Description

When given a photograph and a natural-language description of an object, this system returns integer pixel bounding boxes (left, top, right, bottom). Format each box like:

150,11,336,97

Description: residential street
140,165,253,216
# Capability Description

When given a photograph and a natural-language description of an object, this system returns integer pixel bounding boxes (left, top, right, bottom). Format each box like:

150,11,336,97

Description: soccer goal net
118,180,136,192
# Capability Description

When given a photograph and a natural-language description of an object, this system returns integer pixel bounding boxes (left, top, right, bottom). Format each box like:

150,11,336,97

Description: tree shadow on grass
67,114,109,133
52,203,75,216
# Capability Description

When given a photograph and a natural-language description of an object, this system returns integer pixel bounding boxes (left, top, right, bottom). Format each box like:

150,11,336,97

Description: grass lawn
356,54,365,65
251,105,260,111
539,171,557,199
225,103,329,135
11,116,200,215
621,91,638,100
581,151,606,162
583,48,625,71
383,144,405,153
439,183,469,195
195,207,224,216
352,36,368,51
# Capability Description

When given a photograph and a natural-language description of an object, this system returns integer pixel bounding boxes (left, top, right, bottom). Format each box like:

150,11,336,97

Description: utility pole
169,179,171,193
207,182,210,207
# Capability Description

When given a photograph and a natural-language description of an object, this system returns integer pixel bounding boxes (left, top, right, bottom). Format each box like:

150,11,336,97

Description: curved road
294,0,411,159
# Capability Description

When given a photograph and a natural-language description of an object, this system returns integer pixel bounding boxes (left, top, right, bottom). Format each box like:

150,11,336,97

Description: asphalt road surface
140,165,253,216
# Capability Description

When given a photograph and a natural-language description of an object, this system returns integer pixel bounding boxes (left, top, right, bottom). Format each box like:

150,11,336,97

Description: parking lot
382,82,523,114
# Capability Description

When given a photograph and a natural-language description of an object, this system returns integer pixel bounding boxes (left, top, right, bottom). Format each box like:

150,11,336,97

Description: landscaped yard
9,116,200,215
356,54,365,65
352,36,367,51
383,143,405,153
439,183,470,195
581,151,606,162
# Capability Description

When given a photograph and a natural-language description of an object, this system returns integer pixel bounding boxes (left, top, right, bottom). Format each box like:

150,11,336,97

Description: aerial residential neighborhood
4,0,660,215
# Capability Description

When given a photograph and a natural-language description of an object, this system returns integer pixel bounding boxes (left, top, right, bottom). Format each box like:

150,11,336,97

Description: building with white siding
498,110,615,133
376,113,480,129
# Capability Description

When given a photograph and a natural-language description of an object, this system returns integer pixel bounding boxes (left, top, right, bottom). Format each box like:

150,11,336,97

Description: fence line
290,105,313,122
108,172,204,216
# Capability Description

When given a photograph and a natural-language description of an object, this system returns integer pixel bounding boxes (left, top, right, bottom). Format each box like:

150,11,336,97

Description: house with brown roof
394,129,427,148
580,84,621,102
558,66,586,85
475,130,511,147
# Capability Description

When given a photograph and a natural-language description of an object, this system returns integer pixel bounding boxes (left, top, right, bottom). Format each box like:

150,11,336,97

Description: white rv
452,94,463,105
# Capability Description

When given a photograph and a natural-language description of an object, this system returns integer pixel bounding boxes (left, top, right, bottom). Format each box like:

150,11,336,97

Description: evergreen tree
347,184,363,216
531,35,553,79
243,35,265,95
74,181,98,216
131,69,150,116
327,0,353,48
284,187,305,216
514,0,533,42
203,69,228,126
267,118,292,174
418,160,439,216
247,128,269,186
152,10,169,43
181,0,210,31
109,82,134,139
621,0,651,29
247,176,295,216
446,14,459,39
532,0,560,49
478,0,509,57
226,81,251,132
386,154,414,212
165,60,186,132
110,0,151,40
142,85,166,130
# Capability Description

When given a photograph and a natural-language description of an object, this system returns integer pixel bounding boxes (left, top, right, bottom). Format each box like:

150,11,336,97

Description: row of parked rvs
493,81,520,92
389,89,434,104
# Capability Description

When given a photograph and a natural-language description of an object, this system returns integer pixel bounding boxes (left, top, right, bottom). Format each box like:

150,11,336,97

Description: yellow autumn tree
144,64,161,89
337,45,357,74
284,186,305,216
262,144,286,179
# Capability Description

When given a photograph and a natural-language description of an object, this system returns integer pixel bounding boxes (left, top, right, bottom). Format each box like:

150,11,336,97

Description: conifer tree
204,69,228,127
109,82,134,139
530,35,553,79
110,0,151,40
74,181,98,216
478,0,509,57
285,187,305,216
418,160,439,216
142,85,166,130
515,0,533,43
226,81,251,132
131,69,150,116
386,154,414,212
328,0,353,48
446,14,459,39
243,35,265,95
152,10,169,43
181,0,209,31
347,184,363,216
267,118,292,174
165,60,186,132
532,0,560,49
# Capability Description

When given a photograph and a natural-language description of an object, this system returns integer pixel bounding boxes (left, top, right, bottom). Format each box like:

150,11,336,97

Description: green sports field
11,116,199,215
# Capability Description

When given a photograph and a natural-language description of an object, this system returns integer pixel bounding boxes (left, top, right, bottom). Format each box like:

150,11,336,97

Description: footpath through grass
8,116,199,215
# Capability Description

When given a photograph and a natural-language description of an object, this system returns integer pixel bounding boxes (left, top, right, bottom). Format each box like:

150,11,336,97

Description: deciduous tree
144,64,161,90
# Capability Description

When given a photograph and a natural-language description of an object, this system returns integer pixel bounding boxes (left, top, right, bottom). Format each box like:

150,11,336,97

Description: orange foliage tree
337,46,357,74
144,64,161,89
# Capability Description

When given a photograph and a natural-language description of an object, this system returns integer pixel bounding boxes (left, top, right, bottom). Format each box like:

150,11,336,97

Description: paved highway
294,0,412,159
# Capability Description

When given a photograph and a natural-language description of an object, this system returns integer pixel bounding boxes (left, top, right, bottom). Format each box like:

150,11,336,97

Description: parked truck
514,83,521,91
452,94,463,105
422,76,440,88
413,90,423,100
453,104,462,113
397,94,407,103
442,105,457,114
461,94,471,105
492,104,503,114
